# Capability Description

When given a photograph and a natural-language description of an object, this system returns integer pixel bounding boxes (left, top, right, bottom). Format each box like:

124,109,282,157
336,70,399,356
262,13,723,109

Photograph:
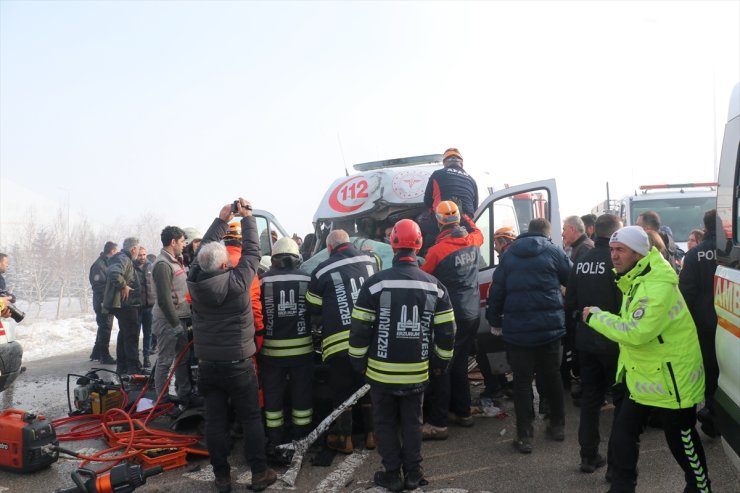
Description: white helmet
272,237,300,257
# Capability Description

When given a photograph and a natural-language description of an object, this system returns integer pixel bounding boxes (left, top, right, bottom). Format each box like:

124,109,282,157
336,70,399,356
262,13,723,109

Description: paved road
1,350,737,492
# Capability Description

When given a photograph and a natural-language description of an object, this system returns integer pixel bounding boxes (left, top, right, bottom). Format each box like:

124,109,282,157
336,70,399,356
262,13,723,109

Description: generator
69,370,125,416
0,408,59,473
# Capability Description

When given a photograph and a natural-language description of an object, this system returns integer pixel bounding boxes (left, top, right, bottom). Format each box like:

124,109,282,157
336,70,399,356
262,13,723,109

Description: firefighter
258,237,313,456
306,229,380,453
349,219,456,492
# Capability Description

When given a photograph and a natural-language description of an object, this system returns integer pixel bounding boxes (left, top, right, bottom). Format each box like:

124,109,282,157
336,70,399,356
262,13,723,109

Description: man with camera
187,198,276,493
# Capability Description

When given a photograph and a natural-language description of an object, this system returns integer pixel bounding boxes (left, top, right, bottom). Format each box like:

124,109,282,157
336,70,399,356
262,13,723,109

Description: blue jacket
486,233,571,346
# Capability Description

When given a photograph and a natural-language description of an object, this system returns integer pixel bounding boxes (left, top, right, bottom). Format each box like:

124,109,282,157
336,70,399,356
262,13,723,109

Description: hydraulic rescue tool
54,462,163,493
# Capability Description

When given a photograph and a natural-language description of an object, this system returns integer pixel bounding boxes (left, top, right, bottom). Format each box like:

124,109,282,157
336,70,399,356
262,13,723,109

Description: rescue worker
421,201,483,439
564,214,623,475
679,209,720,438
349,219,456,492
493,226,517,257
584,226,711,493
187,199,277,493
258,237,313,456
306,229,380,453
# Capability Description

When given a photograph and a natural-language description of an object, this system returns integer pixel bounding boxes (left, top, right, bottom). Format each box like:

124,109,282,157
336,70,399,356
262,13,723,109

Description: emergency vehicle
713,81,740,472
304,154,561,358
617,182,717,252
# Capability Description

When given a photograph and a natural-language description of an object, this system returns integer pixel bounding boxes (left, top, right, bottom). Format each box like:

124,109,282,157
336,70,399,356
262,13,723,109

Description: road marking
428,465,505,482
311,449,371,493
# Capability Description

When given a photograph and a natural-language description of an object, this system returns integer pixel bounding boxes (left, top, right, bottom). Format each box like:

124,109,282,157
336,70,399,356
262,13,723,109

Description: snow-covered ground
3,298,118,362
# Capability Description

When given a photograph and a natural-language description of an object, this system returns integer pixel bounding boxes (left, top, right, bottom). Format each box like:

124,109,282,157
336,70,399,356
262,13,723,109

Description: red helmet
390,219,423,251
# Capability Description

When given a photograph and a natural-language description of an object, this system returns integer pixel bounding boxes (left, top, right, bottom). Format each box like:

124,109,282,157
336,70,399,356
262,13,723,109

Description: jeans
610,390,711,493
506,339,565,439
139,306,153,358
199,359,267,477
578,350,621,461
371,387,423,473
427,317,478,426
112,307,141,374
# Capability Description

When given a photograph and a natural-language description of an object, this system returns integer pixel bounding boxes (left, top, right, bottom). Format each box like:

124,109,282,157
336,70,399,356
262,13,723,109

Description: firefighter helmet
390,219,423,251
272,237,300,257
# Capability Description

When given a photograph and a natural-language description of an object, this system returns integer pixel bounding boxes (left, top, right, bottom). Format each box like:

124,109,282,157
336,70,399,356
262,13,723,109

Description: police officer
564,214,623,475
349,219,456,492
679,209,719,438
421,201,483,438
306,229,380,453
259,237,313,456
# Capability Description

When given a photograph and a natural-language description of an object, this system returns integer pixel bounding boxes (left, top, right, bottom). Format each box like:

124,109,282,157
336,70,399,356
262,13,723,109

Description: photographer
187,198,276,493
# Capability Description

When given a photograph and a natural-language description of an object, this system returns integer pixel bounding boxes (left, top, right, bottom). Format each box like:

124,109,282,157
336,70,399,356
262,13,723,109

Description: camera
231,201,253,215
6,303,25,323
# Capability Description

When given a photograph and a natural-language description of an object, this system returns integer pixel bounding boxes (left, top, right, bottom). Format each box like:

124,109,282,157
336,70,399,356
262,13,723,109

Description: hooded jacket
486,232,571,347
187,216,260,362
586,248,705,409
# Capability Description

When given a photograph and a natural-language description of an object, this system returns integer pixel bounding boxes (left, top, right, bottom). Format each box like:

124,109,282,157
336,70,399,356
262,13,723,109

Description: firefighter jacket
486,233,571,347
259,265,312,366
586,248,705,409
349,253,456,395
423,164,479,217
306,243,379,361
103,250,141,311
421,215,483,322
679,232,717,333
187,216,260,362
564,237,620,356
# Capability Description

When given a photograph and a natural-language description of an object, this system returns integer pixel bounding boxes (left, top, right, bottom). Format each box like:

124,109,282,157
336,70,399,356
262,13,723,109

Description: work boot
513,437,532,454
249,468,277,491
580,454,606,473
545,425,565,442
142,356,151,369
99,354,116,365
214,473,231,493
448,412,474,428
373,469,403,492
326,434,353,454
365,432,376,450
421,423,448,441
403,467,429,490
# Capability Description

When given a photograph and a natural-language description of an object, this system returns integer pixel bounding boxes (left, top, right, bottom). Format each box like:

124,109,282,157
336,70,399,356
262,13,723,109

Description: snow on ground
3,298,118,362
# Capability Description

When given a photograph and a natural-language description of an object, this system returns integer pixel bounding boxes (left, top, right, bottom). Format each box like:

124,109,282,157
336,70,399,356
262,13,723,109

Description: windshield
630,196,716,241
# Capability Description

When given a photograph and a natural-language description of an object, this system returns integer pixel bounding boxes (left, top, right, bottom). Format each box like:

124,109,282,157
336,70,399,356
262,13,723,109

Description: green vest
587,248,704,409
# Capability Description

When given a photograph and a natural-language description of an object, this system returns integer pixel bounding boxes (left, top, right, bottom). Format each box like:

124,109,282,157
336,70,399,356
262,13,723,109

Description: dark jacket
187,216,260,362
135,260,156,308
486,233,571,346
306,243,380,361
421,215,483,321
569,234,594,262
259,262,312,366
564,237,620,356
89,253,110,298
349,253,456,395
679,231,717,333
103,250,140,311
423,164,479,217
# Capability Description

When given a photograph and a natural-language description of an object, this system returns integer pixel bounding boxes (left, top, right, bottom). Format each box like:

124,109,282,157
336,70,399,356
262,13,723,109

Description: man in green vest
583,226,711,493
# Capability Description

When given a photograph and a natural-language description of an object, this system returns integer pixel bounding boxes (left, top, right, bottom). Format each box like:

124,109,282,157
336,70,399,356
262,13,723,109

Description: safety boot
361,403,375,449
403,466,429,490
327,409,353,453
373,470,403,492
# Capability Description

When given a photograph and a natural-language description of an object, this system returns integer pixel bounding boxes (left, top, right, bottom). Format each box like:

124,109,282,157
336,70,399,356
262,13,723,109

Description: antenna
337,132,349,176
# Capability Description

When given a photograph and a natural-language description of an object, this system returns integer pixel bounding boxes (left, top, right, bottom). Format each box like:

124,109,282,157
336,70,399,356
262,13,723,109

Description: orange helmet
224,222,242,240
493,226,517,241
390,219,423,251
435,200,460,226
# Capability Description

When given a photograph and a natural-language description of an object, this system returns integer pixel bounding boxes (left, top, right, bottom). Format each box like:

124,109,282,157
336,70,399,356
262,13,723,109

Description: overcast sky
1,0,738,245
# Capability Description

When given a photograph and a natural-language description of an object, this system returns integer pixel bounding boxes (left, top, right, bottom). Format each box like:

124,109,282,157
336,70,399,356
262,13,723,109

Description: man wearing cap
584,226,711,493
420,201,483,439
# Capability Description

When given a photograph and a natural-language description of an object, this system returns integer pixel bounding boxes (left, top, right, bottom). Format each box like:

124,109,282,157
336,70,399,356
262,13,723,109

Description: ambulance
713,81,740,472
304,154,561,357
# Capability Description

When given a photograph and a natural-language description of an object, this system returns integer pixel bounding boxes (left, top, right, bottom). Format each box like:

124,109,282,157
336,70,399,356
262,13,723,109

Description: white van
713,81,740,472
304,155,561,354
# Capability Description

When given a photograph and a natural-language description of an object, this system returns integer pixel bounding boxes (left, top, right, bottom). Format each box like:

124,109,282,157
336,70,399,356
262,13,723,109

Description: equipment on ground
276,383,370,487
68,370,125,416
0,408,59,473
54,462,163,493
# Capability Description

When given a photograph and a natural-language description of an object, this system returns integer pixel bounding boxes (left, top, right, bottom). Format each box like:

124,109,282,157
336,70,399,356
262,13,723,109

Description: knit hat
443,148,463,162
609,226,649,256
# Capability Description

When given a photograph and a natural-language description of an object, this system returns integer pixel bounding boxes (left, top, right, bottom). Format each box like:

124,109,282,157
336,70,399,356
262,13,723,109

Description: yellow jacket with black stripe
306,243,380,361
586,247,705,409
349,254,456,394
